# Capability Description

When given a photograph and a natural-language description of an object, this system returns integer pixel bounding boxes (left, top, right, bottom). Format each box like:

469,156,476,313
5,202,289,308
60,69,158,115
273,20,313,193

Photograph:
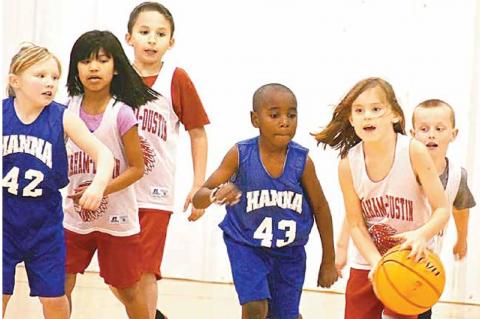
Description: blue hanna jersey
220,137,314,248
2,97,68,247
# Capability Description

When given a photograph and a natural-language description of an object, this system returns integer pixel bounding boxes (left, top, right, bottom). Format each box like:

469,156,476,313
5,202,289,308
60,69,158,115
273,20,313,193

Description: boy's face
411,105,458,158
126,10,175,66
251,90,297,147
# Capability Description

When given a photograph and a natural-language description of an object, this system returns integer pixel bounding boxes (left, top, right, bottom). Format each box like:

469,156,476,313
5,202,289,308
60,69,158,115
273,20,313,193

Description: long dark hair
313,77,405,158
66,30,158,109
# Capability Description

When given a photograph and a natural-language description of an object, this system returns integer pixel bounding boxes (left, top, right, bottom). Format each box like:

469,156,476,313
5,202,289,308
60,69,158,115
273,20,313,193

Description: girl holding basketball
314,77,449,319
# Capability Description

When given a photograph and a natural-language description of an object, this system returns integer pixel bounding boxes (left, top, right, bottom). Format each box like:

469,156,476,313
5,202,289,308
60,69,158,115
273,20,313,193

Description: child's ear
409,128,416,137
250,111,259,128
168,37,176,49
8,74,20,89
125,33,132,46
451,128,459,140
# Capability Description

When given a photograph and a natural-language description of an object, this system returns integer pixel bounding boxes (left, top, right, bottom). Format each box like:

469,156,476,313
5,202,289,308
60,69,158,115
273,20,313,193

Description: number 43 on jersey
254,217,296,248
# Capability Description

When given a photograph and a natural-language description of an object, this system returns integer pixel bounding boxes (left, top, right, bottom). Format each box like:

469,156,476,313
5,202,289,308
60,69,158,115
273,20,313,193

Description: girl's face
77,49,115,94
126,10,175,67
349,86,400,142
10,57,60,107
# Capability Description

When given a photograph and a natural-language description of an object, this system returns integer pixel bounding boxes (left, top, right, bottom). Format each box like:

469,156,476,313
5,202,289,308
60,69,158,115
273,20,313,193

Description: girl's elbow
132,166,145,181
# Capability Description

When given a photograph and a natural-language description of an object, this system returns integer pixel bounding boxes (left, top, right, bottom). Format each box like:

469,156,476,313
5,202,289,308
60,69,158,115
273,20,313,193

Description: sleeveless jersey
219,137,314,248
134,61,179,211
431,159,462,254
63,96,139,236
348,134,431,269
2,97,68,246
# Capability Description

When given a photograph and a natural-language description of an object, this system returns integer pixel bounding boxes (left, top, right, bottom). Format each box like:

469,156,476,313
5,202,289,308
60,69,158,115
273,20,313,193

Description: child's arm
452,208,469,260
395,140,449,260
301,156,337,288
192,145,240,211
338,157,382,269
184,127,208,221
63,112,113,210
103,126,144,195
335,216,350,277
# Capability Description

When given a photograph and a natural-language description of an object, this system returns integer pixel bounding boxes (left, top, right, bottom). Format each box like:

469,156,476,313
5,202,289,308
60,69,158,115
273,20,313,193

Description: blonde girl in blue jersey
3,44,113,319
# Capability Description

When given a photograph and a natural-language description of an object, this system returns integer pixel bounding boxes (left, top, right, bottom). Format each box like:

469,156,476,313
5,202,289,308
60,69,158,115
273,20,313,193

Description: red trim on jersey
141,67,210,130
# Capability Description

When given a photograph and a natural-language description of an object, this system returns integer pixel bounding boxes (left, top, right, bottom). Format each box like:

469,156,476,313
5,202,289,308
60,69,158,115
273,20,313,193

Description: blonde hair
412,99,455,128
7,43,62,97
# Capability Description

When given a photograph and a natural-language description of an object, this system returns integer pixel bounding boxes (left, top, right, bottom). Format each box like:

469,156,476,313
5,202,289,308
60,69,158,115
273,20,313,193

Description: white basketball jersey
431,159,462,254
134,61,179,211
348,134,431,270
64,96,140,236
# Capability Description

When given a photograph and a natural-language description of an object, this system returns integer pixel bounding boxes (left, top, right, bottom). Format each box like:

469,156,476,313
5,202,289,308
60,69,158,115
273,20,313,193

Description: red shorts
64,229,143,289
345,268,417,319
139,208,171,280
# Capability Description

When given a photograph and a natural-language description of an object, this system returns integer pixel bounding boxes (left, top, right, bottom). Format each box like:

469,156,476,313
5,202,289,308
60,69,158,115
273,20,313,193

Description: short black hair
127,2,175,37
66,30,158,109
252,83,297,111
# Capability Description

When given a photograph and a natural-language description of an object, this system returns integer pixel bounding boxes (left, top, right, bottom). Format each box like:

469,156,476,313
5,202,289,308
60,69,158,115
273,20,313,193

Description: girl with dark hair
63,30,156,319
314,77,449,319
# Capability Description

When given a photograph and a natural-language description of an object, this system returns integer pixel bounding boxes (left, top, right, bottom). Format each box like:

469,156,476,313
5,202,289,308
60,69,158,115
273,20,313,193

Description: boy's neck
258,136,288,155
133,60,163,77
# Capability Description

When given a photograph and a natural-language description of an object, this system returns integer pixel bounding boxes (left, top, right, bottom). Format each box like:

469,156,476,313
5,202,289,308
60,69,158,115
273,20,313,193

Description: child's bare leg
65,273,77,314
139,273,158,319
111,282,148,319
3,294,11,317
39,296,69,319
241,300,268,319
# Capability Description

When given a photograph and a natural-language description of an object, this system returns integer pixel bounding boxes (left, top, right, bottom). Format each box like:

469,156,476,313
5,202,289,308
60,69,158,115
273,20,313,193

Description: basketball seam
384,260,442,296
382,265,429,311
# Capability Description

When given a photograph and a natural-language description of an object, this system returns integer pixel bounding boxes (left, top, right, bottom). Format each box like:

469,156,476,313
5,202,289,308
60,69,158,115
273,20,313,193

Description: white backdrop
2,0,479,304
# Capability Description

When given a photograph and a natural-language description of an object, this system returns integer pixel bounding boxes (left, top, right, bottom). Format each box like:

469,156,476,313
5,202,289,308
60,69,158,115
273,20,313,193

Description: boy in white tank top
125,3,210,319
411,99,476,319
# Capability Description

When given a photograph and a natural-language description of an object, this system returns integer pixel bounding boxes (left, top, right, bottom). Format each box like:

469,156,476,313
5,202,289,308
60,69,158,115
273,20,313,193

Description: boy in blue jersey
193,83,338,319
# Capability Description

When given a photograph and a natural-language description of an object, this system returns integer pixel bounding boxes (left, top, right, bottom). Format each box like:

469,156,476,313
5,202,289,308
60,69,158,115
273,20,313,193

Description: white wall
2,0,479,304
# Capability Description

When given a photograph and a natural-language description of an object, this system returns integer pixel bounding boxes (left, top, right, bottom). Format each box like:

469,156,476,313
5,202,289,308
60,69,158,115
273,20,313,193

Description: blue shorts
224,234,306,319
3,230,66,297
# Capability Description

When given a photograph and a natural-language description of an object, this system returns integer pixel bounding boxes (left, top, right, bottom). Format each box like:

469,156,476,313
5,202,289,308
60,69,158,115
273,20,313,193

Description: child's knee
242,300,268,319
39,295,68,308
115,283,141,304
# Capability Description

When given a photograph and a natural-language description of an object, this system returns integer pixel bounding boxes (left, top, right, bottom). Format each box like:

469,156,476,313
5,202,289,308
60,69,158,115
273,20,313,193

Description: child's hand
212,183,241,206
317,261,338,288
67,184,90,206
453,240,467,260
392,230,428,262
74,182,104,211
184,186,205,221
335,245,348,278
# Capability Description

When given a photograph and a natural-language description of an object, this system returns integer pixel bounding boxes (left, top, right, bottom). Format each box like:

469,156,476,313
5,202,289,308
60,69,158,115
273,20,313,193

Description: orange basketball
372,245,446,315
